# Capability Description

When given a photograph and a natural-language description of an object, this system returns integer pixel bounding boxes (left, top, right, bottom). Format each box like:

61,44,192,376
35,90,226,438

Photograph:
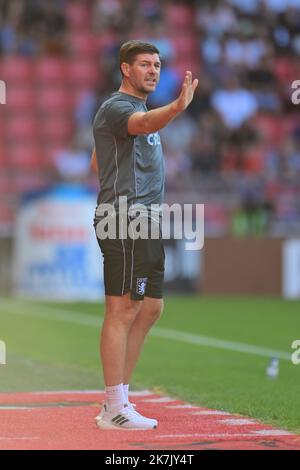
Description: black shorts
94,215,165,300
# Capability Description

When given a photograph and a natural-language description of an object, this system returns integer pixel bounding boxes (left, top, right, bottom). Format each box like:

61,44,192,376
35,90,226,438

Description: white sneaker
95,401,136,422
95,403,157,430
95,401,107,422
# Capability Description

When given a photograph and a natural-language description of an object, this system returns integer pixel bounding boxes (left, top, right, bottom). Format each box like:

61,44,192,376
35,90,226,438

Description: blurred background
1,1,300,436
0,0,300,300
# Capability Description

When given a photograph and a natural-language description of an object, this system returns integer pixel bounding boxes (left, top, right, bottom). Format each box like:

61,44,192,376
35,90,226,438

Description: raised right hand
174,71,198,113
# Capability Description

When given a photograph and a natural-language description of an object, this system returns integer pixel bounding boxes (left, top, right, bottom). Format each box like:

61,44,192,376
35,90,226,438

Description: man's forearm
142,100,181,134
128,71,198,136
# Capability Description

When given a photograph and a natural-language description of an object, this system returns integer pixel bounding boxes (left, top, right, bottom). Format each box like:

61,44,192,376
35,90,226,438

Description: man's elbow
128,112,151,135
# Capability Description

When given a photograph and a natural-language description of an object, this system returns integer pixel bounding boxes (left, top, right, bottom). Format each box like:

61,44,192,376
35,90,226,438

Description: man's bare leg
97,294,161,429
100,292,142,386
123,297,163,385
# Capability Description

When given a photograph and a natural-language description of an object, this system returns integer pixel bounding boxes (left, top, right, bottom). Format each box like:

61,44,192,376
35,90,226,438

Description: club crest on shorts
136,278,147,296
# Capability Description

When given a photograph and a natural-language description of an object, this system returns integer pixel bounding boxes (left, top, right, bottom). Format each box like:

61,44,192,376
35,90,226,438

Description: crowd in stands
1,0,300,236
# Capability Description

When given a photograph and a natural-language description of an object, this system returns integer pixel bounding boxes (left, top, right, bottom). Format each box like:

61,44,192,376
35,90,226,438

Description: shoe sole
96,419,157,431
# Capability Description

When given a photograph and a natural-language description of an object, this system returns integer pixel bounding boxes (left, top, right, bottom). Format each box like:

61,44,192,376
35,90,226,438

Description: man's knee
105,294,141,327
144,299,164,324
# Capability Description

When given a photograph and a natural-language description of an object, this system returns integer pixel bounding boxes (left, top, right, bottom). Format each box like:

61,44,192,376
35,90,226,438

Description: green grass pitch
0,295,299,433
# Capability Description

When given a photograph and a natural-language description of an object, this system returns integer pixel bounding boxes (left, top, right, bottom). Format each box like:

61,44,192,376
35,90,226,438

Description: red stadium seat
5,116,39,143
0,201,14,227
164,4,194,30
65,1,91,30
0,178,13,198
173,59,200,79
9,144,44,170
37,87,74,114
41,118,74,144
0,176,11,196
6,86,36,113
0,146,6,170
35,58,68,84
68,60,102,89
243,148,264,173
0,57,34,83
95,31,118,51
69,32,99,57
0,113,5,140
170,34,199,57
273,57,296,85
251,114,284,146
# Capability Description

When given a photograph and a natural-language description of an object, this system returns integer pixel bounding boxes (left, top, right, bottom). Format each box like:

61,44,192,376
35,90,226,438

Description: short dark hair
119,40,160,75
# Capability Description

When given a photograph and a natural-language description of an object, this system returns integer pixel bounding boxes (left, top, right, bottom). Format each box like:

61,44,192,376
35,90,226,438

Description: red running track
0,390,299,450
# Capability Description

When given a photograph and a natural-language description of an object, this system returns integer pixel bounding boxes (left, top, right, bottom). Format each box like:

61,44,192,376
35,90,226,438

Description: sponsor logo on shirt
147,133,161,146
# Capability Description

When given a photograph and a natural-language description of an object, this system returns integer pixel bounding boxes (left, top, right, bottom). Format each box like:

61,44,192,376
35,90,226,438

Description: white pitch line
129,390,153,396
152,326,291,361
0,407,32,410
253,429,293,436
192,410,231,416
0,390,154,410
32,390,102,395
30,390,152,396
167,404,199,409
0,297,292,361
0,299,101,328
0,437,39,441
157,431,294,438
142,397,176,403
219,418,257,426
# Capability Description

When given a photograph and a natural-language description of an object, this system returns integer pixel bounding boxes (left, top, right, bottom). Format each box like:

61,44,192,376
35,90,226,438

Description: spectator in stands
52,138,91,184
1,0,300,236
211,76,258,129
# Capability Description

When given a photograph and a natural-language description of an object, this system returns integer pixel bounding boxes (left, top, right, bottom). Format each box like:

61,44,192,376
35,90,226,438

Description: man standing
92,40,198,430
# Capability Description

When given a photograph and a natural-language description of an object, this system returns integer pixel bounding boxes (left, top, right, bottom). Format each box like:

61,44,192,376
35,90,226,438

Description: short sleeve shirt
93,92,165,211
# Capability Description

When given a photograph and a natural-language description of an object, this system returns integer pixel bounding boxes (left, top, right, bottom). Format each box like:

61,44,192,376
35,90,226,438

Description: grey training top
93,91,165,211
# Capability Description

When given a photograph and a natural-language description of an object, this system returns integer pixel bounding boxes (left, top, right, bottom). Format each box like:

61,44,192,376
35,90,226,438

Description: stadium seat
170,35,199,57
69,32,99,57
0,57,34,83
273,57,296,85
0,146,6,170
35,58,68,84
68,60,102,89
0,113,4,140
37,87,74,114
9,144,44,170
173,59,200,79
40,118,74,144
0,201,14,227
5,117,39,143
65,1,91,30
164,4,194,30
95,31,118,50
252,114,284,146
243,148,264,173
6,86,36,113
